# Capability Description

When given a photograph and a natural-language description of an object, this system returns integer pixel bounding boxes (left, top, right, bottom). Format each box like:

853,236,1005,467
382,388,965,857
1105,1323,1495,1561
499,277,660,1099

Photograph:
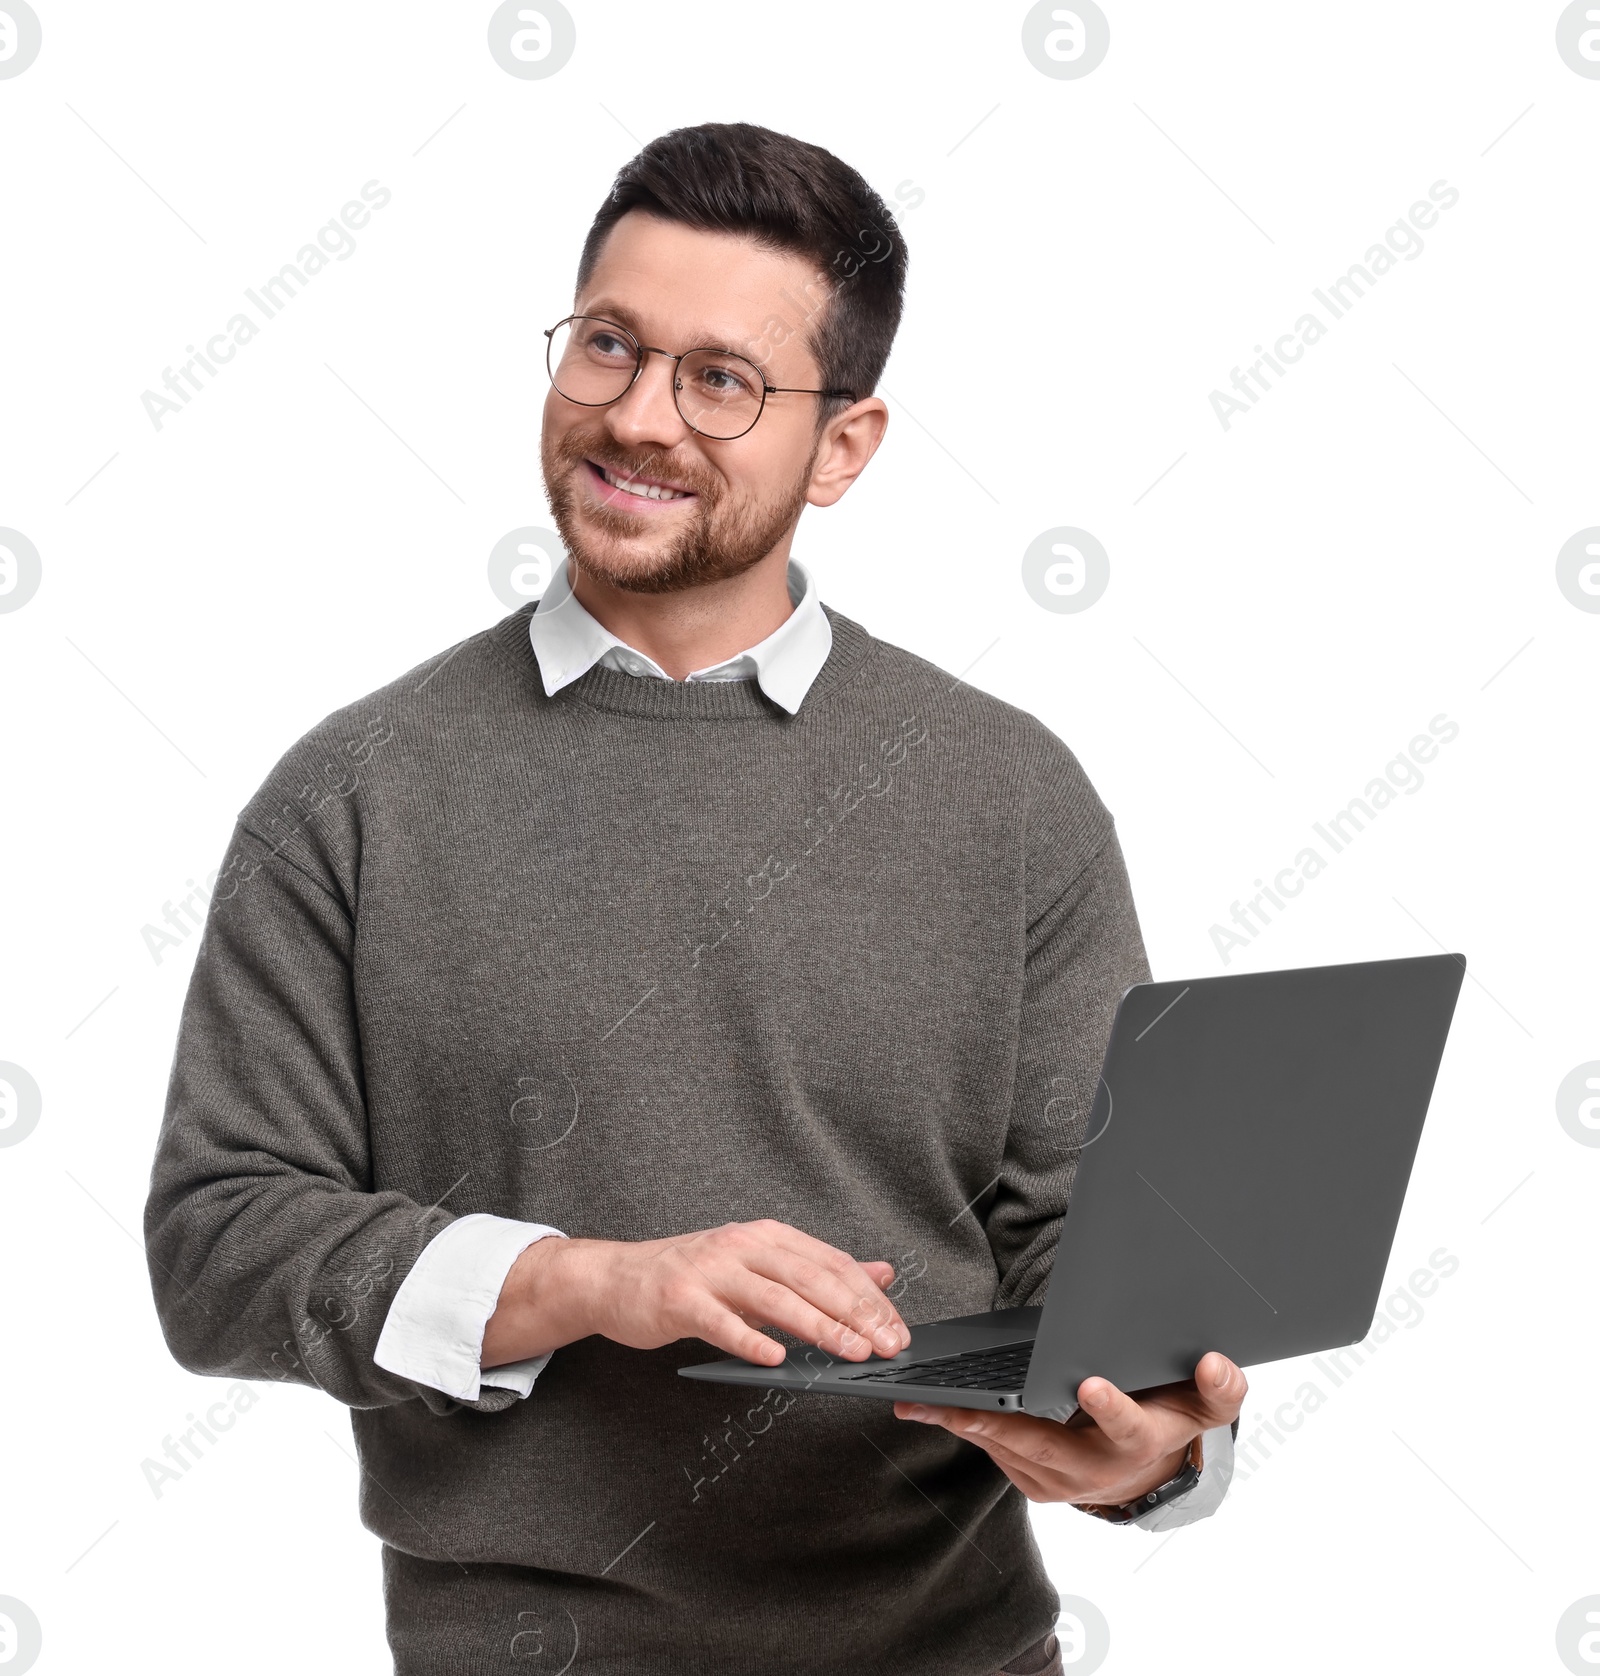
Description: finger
993,1458,1057,1501
740,1236,909,1354
745,1248,905,1355
753,1226,904,1313
687,1222,893,1356
1075,1376,1153,1452
905,1406,1085,1474
894,1405,1043,1455
1131,1355,1248,1423
659,1245,792,1365
759,1223,911,1340
689,1299,789,1367
860,1260,896,1288
895,1400,956,1424
1193,1352,1248,1423
964,1432,1076,1489
895,1406,1091,1498
713,1262,898,1362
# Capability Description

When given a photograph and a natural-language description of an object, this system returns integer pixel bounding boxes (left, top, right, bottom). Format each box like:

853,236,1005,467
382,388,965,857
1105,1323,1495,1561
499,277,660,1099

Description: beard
541,420,817,596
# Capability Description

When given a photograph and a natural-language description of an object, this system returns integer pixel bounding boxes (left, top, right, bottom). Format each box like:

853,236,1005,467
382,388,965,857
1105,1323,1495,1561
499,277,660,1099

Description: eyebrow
580,298,774,377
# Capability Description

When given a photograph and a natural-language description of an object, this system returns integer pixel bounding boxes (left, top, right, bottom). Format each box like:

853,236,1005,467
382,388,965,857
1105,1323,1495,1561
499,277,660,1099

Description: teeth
600,464,688,501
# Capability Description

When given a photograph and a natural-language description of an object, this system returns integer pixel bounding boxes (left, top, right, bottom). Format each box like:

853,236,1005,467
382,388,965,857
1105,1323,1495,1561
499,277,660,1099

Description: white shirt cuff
374,1214,565,1402
1130,1422,1235,1531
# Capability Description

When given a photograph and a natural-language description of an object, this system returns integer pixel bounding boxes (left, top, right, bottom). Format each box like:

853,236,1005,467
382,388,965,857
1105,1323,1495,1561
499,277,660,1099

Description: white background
2,3,1597,1672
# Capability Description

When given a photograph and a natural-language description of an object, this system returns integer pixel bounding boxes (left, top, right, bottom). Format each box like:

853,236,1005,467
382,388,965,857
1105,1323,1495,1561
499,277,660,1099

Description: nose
602,346,693,453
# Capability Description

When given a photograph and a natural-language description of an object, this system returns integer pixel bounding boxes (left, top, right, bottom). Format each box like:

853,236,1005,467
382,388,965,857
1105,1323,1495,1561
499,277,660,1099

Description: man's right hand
480,1219,910,1372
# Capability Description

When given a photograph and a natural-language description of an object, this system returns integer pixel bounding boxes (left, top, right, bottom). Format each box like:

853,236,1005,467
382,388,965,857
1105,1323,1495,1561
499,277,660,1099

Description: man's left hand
893,1350,1247,1506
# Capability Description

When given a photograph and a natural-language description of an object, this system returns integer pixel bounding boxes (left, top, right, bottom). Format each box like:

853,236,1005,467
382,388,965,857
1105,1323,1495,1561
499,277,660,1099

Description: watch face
1121,1461,1202,1521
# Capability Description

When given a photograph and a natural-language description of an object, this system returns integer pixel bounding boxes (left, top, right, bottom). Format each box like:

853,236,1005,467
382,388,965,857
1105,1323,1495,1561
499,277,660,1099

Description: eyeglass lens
547,316,766,440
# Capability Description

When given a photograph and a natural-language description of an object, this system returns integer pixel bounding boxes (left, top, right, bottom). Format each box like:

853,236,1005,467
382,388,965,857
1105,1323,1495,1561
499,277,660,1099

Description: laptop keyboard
844,1341,1033,1391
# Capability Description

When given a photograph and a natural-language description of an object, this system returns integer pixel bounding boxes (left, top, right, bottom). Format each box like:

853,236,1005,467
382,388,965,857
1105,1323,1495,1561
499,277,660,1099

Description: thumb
1194,1352,1247,1423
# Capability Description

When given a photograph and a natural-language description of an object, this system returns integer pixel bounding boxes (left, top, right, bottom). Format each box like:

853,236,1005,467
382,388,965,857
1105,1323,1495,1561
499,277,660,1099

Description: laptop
679,953,1464,1420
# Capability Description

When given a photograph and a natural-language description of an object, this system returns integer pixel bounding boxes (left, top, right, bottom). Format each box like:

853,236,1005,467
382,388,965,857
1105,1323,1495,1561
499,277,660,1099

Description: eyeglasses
543,313,856,441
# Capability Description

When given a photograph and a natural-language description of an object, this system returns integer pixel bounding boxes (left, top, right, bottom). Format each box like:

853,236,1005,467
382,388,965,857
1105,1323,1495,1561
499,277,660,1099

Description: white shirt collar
528,556,832,716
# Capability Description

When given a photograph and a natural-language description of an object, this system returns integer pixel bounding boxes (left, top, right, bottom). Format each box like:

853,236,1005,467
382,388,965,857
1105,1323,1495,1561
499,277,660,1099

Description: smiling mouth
586,459,696,502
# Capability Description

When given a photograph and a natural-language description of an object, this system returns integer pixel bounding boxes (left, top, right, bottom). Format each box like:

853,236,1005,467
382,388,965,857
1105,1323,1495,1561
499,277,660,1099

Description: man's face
540,211,835,595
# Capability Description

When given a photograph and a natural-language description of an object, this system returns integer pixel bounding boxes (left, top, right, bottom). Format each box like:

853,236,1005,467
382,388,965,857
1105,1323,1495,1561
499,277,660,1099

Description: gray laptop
679,953,1464,1420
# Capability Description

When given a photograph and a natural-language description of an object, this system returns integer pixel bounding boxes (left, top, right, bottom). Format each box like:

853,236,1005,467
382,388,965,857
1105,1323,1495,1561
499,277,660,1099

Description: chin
573,555,682,594
563,534,695,595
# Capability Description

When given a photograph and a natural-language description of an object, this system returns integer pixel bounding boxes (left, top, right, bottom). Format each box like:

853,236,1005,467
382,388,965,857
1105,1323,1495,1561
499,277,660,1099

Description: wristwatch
1075,1434,1204,1524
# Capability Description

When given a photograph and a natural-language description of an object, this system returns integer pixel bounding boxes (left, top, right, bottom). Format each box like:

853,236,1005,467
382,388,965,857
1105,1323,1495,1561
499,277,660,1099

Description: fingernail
902,1405,929,1421
875,1328,899,1353
1213,1361,1231,1388
1087,1384,1109,1407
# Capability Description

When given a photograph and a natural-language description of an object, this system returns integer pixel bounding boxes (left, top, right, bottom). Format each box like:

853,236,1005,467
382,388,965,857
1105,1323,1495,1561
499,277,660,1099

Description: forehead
578,210,824,366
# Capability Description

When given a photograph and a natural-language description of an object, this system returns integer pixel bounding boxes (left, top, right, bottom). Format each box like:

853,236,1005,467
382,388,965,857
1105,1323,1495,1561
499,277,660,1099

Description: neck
567,547,797,679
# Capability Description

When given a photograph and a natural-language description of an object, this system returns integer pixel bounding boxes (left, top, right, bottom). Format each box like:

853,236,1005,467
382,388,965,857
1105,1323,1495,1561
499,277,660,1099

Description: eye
575,320,635,363
688,354,761,400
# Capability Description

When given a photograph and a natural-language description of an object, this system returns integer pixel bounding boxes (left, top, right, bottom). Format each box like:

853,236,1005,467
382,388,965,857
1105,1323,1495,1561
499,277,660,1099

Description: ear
806,398,889,508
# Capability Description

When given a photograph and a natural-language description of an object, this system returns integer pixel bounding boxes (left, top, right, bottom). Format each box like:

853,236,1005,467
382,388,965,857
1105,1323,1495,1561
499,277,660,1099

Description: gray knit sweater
145,600,1151,1676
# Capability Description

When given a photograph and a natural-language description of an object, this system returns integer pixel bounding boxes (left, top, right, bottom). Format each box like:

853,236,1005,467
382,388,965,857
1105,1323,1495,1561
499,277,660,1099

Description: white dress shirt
527,552,832,714
373,556,1231,1526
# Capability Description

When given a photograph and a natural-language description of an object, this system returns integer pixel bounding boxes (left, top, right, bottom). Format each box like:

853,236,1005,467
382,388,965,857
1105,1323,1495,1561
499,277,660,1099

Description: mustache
553,430,720,500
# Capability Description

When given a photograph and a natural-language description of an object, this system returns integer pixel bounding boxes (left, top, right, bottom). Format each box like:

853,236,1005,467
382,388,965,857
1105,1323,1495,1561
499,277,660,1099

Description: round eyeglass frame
543,313,857,441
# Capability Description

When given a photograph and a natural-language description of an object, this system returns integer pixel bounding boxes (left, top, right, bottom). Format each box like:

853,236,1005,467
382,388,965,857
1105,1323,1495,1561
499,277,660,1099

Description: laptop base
678,1306,1046,1414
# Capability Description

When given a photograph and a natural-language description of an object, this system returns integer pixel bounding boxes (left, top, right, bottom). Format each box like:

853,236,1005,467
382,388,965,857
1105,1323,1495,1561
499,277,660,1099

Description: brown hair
576,122,908,422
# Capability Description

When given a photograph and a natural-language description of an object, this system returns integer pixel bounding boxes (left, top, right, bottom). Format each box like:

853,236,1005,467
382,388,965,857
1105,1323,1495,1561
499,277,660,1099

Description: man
146,122,1246,1676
